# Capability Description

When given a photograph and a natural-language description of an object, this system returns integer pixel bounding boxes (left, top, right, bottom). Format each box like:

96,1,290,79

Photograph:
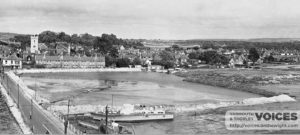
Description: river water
22,72,261,134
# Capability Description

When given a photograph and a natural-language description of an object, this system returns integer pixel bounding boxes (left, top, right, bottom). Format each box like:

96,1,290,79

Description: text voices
255,112,298,121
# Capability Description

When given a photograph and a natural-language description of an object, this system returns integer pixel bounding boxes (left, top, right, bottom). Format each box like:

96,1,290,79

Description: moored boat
91,104,174,122
92,112,174,122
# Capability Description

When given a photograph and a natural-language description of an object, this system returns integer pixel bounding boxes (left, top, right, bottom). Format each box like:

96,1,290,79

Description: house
148,65,164,71
38,43,48,53
229,54,247,68
56,42,70,55
141,53,153,62
35,54,105,68
1,54,22,69
152,53,162,62
0,45,11,57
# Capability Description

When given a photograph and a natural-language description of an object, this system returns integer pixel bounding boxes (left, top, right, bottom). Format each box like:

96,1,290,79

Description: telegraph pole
17,83,19,108
6,74,9,95
64,99,70,134
35,77,37,100
17,74,22,109
105,105,108,134
30,98,34,133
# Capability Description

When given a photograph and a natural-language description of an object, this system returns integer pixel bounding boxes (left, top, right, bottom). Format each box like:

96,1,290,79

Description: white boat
92,112,174,122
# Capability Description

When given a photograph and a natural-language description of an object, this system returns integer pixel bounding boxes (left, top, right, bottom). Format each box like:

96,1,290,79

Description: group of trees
187,48,261,66
105,56,142,67
10,31,144,55
172,39,300,51
188,51,229,65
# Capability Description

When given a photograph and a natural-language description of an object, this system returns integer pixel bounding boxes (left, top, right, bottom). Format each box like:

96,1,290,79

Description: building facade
1,55,22,69
35,55,105,68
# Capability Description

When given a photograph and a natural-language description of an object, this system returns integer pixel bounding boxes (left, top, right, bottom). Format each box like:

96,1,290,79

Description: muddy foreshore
175,68,300,97
175,68,300,133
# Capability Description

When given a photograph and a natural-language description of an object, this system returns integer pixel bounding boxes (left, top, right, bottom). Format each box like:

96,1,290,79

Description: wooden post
65,99,70,134
17,83,19,108
105,105,108,134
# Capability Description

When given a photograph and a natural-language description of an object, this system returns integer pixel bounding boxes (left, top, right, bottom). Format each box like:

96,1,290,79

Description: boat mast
111,94,113,110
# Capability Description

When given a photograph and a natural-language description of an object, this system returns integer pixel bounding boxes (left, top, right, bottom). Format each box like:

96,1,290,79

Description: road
1,72,73,134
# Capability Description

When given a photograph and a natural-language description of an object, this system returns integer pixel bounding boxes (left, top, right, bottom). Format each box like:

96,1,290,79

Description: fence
1,71,85,134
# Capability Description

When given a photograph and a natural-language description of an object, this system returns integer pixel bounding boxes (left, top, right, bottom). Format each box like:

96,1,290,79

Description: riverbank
175,68,300,133
175,68,300,97
16,67,142,74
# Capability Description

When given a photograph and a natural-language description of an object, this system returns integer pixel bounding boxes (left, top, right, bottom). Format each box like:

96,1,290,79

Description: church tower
30,35,39,54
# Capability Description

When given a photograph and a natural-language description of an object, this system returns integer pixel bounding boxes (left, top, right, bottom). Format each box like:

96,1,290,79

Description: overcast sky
1,0,300,39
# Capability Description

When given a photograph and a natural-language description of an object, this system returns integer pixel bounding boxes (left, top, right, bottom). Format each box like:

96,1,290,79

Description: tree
11,35,30,50
116,58,131,67
171,45,182,51
248,48,260,65
264,55,275,63
188,52,200,59
160,61,175,69
193,46,200,50
39,31,58,44
132,57,142,65
159,50,176,68
160,50,175,61
199,51,218,64
209,54,229,66
105,56,116,67
93,34,120,55
57,32,71,42
109,47,119,58
70,34,80,44
80,33,95,46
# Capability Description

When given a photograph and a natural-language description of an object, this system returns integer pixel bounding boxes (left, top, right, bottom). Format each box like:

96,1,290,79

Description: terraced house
35,54,105,68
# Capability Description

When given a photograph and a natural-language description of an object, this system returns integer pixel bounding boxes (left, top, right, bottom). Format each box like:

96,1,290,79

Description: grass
175,68,300,97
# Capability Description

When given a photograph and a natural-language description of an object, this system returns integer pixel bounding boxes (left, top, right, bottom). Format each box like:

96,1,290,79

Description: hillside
247,38,300,42
0,32,21,40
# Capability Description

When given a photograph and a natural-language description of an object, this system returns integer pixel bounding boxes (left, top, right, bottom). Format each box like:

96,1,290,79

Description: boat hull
92,114,174,122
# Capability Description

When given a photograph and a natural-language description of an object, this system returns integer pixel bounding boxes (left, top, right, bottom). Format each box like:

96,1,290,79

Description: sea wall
16,68,142,74
0,78,32,134
4,71,72,134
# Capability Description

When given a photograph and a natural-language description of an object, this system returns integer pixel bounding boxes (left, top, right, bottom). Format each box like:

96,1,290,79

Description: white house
2,55,22,69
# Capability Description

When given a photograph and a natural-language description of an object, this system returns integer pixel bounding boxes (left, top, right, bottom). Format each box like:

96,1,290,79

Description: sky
1,0,300,39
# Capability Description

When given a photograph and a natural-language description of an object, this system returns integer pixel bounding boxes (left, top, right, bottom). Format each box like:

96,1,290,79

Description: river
21,72,261,134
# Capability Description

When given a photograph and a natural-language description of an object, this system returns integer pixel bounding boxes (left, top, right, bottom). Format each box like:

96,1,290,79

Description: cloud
1,0,300,39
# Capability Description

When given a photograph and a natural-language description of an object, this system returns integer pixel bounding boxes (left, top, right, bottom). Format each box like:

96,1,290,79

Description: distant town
1,31,300,71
